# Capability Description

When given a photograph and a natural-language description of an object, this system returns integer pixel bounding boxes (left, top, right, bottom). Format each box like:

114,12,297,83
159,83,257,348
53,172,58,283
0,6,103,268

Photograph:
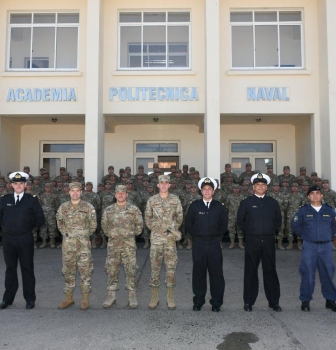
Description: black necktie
206,202,209,208
16,195,20,206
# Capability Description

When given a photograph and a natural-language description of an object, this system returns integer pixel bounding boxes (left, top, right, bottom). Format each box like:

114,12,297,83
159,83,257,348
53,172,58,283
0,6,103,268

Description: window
8,12,79,70
230,10,303,69
119,11,190,69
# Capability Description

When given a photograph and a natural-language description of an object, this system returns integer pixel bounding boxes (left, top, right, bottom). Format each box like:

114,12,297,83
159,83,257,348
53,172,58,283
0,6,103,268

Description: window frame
7,12,80,71
230,9,304,70
118,11,191,70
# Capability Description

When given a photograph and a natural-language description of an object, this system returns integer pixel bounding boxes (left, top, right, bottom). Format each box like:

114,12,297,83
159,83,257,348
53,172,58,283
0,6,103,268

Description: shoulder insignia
33,195,37,197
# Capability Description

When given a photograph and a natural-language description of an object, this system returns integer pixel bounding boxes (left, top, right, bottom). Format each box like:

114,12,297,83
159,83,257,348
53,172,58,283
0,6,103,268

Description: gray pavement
0,242,336,350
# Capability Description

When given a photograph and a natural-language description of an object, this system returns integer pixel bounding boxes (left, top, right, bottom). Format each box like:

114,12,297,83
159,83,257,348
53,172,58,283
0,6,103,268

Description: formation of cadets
1,162,336,251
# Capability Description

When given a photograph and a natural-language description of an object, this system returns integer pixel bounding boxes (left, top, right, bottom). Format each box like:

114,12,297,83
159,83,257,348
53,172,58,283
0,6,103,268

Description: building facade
0,0,335,186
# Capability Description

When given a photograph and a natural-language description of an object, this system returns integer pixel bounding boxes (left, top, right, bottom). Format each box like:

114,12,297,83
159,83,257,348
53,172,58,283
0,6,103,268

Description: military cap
115,185,127,192
60,167,66,170
0,175,5,180
44,183,52,187
176,169,182,173
26,181,32,185
33,177,40,181
147,183,155,188
138,165,144,169
56,180,63,184
158,175,170,182
108,165,114,170
98,183,104,187
119,168,125,172
283,166,290,170
232,184,240,189
322,179,329,183
311,172,317,176
291,182,299,187
125,166,131,171
86,182,93,186
153,163,159,168
194,171,200,175
183,164,188,168
251,173,270,185
281,178,289,183
77,169,83,173
142,178,149,183
190,182,198,188
307,185,322,196
302,181,309,186
198,177,217,190
316,177,322,181
63,172,70,176
23,166,30,170
71,176,78,181
246,163,252,167
189,167,195,171
272,180,280,186
40,167,46,171
63,182,70,187
69,182,82,190
225,163,231,167
0,183,5,188
109,173,117,178
43,171,49,175
126,179,133,184
267,165,273,169
171,165,177,169
300,167,306,171
185,180,191,184
170,179,177,184
155,169,162,174
9,172,29,182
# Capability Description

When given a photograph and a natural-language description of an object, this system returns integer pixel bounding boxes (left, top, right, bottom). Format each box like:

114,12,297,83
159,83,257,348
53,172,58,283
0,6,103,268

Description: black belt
311,241,330,244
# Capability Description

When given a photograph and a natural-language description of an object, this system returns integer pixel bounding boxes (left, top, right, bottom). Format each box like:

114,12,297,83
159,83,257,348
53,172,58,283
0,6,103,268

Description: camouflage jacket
56,200,97,239
145,193,183,236
81,191,101,211
225,193,244,213
101,202,143,247
39,192,58,212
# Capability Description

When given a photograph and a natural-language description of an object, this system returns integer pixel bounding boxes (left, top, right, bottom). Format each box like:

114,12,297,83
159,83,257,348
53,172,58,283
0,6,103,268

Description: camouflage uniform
39,191,58,239
102,202,143,291
267,190,288,239
81,190,101,239
145,193,183,288
141,185,156,240
225,190,244,239
286,190,305,240
56,199,97,293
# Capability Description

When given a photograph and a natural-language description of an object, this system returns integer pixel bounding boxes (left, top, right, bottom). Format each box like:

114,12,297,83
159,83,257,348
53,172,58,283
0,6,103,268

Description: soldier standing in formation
101,185,143,309
56,182,97,310
145,175,183,310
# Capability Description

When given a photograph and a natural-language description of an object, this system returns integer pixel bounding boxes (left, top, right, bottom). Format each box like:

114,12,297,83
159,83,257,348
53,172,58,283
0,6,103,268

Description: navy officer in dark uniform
292,185,336,312
0,171,45,309
185,177,228,312
237,173,282,312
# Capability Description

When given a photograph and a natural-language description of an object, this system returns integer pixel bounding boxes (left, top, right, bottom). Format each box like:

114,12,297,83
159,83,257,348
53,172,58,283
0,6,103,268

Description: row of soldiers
1,163,336,251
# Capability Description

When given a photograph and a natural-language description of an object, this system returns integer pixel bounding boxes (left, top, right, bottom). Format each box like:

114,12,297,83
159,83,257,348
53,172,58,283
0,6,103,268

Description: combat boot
91,238,97,249
297,239,302,251
129,290,137,309
277,238,285,251
238,238,245,250
80,293,90,310
40,238,48,248
34,242,37,250
57,243,62,249
148,287,159,309
177,241,183,250
100,235,107,249
143,239,150,249
103,291,116,308
286,239,293,250
229,237,235,249
167,287,176,310
58,292,74,309
186,239,192,250
50,237,56,249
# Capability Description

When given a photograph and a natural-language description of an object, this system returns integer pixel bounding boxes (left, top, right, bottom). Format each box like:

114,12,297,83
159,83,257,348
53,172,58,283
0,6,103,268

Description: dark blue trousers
2,234,36,303
299,240,336,302
192,238,225,308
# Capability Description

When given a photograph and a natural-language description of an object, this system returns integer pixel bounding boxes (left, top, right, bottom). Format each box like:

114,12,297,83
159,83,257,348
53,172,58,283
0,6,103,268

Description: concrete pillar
84,0,104,187
204,0,220,179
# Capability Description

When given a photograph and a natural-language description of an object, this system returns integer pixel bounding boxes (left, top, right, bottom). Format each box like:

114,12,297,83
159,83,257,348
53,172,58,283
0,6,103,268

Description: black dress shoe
244,303,252,312
269,303,282,312
193,305,201,311
212,306,220,312
326,300,336,312
301,301,310,312
0,301,12,309
26,301,35,309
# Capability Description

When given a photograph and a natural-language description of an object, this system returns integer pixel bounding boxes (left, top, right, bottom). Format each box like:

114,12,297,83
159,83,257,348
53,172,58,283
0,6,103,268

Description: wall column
84,0,104,187
204,0,220,179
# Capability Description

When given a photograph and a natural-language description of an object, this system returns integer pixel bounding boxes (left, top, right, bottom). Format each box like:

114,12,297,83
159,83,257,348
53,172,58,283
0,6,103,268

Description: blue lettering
51,88,62,101
68,88,76,101
127,87,135,101
273,88,281,101
63,88,67,101
264,88,274,101
257,88,266,101
109,88,118,101
42,88,50,101
189,88,199,101
247,87,256,101
135,87,139,101
149,87,156,101
282,88,289,101
33,89,41,101
166,88,174,101
15,88,24,102
140,87,148,100
25,89,32,102
6,89,15,102
119,87,127,101
157,87,165,101
175,88,179,101
180,87,189,101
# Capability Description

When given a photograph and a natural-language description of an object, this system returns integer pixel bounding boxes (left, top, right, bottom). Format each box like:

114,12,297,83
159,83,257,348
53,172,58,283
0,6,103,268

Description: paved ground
0,242,336,350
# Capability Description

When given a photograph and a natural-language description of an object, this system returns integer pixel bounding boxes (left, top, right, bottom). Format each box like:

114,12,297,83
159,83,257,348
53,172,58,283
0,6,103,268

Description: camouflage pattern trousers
62,237,93,294
105,240,138,291
228,215,243,239
149,233,178,288
40,208,57,239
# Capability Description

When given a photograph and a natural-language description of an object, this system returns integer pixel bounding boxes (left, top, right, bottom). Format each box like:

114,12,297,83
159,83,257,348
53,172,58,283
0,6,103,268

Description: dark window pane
168,12,190,22
58,13,79,23
136,143,178,152
129,56,141,67
120,12,142,23
144,12,166,22
255,11,277,22
43,144,84,152
169,44,188,53
231,143,273,152
230,12,252,22
169,55,187,67
148,44,166,53
10,14,32,24
33,13,56,23
279,11,301,22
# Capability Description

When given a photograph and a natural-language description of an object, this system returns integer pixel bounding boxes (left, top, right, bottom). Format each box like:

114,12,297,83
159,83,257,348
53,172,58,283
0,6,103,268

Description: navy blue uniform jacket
0,193,45,236
291,203,336,242
185,199,228,238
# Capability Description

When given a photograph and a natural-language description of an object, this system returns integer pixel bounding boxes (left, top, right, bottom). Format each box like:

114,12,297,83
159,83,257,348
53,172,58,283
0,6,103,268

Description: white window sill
226,69,311,76
1,71,82,77
112,70,196,76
